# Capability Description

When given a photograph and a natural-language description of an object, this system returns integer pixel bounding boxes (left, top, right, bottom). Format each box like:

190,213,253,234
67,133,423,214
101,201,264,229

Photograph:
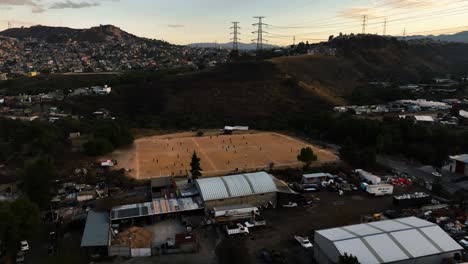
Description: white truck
244,218,267,228
225,223,249,236
355,169,381,185
366,184,394,196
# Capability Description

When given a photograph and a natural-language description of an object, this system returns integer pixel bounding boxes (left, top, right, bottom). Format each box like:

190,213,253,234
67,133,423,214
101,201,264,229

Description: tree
0,197,40,257
297,147,317,169
190,151,202,179
22,156,57,208
84,138,114,156
339,253,360,264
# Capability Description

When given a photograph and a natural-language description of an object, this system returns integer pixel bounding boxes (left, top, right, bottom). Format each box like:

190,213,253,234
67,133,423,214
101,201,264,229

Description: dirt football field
105,132,339,179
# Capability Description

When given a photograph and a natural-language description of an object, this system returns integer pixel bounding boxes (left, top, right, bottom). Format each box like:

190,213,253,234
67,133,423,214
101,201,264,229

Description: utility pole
361,15,367,34
383,18,387,36
403,28,406,39
230,22,241,51
7,21,11,29
293,35,296,46
252,16,267,54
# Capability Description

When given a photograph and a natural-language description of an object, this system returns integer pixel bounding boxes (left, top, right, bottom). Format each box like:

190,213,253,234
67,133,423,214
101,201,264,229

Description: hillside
0,25,165,45
3,35,468,130
401,31,468,43
189,42,280,50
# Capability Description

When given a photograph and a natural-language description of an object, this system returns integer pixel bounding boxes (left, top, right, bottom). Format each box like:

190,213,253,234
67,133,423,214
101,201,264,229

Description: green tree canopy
339,253,360,264
0,197,40,256
22,156,57,208
297,147,317,168
190,151,202,179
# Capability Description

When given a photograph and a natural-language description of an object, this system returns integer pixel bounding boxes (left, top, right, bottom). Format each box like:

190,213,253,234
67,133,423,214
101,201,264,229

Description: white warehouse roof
195,172,277,201
315,217,462,264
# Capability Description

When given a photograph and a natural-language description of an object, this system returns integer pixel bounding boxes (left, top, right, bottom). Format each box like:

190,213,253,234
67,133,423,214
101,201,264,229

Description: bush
196,131,204,137
84,138,114,156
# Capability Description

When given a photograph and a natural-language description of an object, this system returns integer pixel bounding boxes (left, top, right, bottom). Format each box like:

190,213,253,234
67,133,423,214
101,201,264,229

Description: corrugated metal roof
316,217,463,263
196,172,277,202
450,154,468,163
81,211,109,247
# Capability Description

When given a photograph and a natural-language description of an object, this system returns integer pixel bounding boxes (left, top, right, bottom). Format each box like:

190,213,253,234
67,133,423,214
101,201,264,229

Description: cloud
49,1,100,9
340,7,382,20
31,5,45,13
0,0,36,5
168,24,184,28
382,0,434,9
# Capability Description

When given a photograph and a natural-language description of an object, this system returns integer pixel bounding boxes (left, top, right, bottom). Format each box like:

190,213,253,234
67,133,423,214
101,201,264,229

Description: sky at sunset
0,0,467,45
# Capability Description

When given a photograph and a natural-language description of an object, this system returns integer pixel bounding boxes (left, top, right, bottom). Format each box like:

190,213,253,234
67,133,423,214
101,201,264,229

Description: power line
383,18,387,36
252,16,267,54
230,22,241,51
362,15,367,34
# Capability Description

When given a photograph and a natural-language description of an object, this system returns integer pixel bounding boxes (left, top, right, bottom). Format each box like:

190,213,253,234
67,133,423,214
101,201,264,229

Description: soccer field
105,132,339,179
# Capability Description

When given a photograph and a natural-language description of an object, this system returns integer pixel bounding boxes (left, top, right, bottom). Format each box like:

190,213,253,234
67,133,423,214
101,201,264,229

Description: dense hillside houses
0,25,228,77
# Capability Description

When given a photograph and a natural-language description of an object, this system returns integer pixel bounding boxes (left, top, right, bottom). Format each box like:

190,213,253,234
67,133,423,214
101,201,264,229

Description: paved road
377,156,468,194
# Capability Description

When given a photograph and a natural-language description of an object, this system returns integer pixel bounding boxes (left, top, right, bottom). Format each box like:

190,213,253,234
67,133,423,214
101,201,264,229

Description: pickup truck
225,223,249,236
244,218,266,228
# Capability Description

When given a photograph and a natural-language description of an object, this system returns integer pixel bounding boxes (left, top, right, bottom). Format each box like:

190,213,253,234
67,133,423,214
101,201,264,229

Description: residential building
449,154,468,176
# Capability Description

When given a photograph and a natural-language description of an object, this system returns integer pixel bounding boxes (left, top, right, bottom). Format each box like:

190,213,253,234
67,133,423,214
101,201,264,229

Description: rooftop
195,172,278,202
450,154,468,163
316,217,462,264
81,211,109,247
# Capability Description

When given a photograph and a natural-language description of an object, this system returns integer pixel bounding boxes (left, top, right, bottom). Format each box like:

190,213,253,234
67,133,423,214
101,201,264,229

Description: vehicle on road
432,171,442,177
20,241,29,251
294,235,313,249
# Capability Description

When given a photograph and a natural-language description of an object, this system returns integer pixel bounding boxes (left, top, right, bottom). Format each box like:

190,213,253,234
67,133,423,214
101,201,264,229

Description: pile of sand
112,227,154,248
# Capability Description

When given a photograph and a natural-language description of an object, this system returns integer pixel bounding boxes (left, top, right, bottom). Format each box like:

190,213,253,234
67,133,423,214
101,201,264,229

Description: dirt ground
104,131,339,179
108,187,419,264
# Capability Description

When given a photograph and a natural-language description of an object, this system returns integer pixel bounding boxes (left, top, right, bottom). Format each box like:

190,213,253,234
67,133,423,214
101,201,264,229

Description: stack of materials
393,192,431,207
112,227,154,248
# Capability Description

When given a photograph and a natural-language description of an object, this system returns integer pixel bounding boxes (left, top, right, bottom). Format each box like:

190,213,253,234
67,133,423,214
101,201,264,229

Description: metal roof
110,196,203,221
450,154,468,163
195,172,277,201
81,211,109,247
316,217,462,264
303,173,333,179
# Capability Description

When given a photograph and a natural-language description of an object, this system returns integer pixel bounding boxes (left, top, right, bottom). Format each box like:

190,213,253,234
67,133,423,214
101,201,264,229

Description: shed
449,154,468,176
81,211,110,256
195,172,278,210
314,217,462,264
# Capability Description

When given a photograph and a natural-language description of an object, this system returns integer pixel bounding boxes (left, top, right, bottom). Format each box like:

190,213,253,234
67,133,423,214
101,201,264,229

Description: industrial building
195,172,278,211
80,211,110,256
314,217,463,264
449,154,468,176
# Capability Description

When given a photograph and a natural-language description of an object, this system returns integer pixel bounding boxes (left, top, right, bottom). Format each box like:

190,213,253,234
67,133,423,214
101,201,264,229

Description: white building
314,217,463,264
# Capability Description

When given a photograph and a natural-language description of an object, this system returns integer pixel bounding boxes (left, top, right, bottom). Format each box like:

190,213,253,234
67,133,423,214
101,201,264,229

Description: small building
449,154,468,176
81,211,110,257
413,115,435,124
195,172,277,211
314,217,463,264
302,173,333,185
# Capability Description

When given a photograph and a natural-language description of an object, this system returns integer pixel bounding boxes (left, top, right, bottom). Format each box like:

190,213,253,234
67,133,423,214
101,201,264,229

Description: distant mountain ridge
0,24,166,45
188,42,281,50
399,31,468,43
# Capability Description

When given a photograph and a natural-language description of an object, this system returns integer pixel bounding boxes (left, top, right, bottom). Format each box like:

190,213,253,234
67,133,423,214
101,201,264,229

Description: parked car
459,238,468,249
282,202,298,208
16,251,25,263
20,241,29,251
49,231,57,241
432,171,442,177
294,235,313,249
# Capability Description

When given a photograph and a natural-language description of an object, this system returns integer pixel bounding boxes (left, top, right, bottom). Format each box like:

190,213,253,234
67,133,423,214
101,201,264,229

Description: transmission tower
403,28,406,39
361,15,367,34
252,16,267,54
293,35,296,46
230,22,241,51
7,21,11,29
383,18,387,36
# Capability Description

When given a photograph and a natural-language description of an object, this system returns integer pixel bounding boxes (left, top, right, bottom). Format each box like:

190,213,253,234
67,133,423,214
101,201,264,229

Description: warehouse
195,171,277,211
314,217,463,264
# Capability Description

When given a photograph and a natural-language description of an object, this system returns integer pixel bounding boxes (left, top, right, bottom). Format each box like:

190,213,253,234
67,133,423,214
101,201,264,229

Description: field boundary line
191,138,219,172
